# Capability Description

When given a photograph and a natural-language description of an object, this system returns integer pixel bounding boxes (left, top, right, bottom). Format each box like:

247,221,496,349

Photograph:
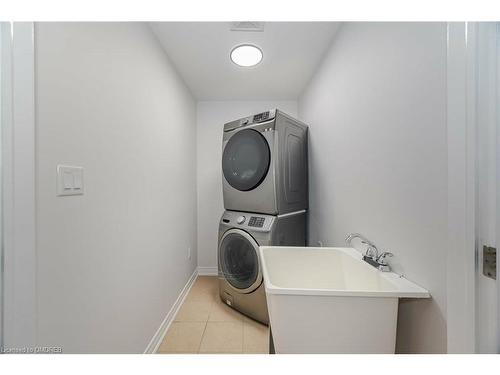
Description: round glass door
219,230,261,292
222,129,270,191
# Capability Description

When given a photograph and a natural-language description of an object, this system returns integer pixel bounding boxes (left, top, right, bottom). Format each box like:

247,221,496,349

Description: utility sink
259,246,430,354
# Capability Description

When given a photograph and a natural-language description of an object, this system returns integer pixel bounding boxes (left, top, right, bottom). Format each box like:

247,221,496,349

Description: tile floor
157,276,270,354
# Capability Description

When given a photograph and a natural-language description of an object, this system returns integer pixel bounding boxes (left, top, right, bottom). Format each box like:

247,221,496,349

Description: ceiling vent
230,22,265,32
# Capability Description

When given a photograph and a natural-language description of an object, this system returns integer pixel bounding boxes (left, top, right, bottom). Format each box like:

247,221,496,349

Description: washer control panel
248,216,265,228
220,211,273,232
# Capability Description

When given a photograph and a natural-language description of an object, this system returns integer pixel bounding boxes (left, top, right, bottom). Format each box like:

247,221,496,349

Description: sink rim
259,246,430,299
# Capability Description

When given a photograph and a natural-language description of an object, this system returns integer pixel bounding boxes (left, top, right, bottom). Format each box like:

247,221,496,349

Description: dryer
222,109,308,215
218,209,306,324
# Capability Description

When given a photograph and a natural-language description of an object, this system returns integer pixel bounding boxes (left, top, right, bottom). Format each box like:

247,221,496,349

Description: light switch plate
57,165,84,196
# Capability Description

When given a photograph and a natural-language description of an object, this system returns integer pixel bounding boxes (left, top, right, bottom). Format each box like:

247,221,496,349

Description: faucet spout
345,233,379,260
345,233,375,248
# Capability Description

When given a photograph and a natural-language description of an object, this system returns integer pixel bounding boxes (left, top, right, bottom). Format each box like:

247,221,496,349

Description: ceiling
149,22,341,100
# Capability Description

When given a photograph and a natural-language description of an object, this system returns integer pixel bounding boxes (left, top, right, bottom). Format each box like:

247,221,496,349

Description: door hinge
483,245,497,280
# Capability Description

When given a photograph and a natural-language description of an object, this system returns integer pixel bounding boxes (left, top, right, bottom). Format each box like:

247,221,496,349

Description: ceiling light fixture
230,44,263,67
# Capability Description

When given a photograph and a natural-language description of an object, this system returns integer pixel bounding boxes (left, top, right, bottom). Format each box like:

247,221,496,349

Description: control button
249,216,265,228
236,216,246,224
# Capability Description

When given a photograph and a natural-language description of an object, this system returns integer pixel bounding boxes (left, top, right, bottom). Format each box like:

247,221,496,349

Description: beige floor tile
157,322,206,353
185,287,218,304
191,276,218,294
157,275,270,354
184,277,218,304
174,300,212,322
199,322,243,353
208,299,245,323
243,317,269,354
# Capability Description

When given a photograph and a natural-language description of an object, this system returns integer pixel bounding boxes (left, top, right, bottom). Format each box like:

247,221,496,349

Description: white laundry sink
259,246,430,354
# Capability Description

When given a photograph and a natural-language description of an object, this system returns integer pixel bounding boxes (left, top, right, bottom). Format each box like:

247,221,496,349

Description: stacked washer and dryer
218,109,308,325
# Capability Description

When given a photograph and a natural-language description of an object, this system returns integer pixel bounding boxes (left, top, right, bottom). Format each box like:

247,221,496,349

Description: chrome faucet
345,233,379,259
376,252,394,272
345,233,393,272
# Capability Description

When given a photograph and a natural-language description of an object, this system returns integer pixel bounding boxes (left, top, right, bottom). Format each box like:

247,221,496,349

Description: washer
218,209,306,325
222,109,308,215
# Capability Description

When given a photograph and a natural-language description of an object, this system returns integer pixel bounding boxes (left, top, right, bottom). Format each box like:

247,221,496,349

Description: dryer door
222,129,271,191
219,229,263,293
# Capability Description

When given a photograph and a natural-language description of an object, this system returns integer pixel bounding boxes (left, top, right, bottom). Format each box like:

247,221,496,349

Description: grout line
240,317,245,354
195,276,213,354
168,276,254,354
197,321,208,354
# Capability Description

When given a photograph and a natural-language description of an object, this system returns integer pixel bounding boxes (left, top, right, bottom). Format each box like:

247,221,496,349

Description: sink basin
259,246,430,354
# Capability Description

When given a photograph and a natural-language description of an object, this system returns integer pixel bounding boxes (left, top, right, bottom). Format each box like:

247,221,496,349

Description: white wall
35,23,197,353
196,101,297,271
298,23,448,353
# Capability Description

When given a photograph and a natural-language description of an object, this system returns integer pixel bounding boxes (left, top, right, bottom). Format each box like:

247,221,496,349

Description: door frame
446,22,478,353
0,21,5,350
496,21,500,353
447,21,500,354
474,22,499,353
1,22,36,349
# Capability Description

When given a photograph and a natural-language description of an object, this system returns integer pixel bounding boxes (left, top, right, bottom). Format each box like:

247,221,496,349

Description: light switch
57,165,84,196
73,171,83,190
63,172,73,190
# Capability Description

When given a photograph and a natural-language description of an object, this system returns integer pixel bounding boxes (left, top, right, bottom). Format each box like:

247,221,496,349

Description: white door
475,22,500,353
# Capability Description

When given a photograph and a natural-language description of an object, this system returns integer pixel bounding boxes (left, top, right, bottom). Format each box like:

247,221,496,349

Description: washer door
222,129,271,191
219,229,262,293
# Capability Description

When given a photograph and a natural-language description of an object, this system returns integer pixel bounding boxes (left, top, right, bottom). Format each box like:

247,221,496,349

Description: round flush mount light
230,44,263,67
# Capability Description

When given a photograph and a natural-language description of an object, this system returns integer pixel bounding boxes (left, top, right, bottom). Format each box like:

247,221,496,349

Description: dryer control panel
223,109,277,132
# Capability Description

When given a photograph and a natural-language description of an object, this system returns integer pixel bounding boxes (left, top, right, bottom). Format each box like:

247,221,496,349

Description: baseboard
144,268,198,354
197,266,218,276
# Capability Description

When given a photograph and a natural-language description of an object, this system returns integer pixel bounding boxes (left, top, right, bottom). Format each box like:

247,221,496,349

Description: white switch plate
57,165,84,196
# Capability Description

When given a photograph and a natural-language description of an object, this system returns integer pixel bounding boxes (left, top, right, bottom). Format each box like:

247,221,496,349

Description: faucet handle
377,252,394,265
364,244,379,259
